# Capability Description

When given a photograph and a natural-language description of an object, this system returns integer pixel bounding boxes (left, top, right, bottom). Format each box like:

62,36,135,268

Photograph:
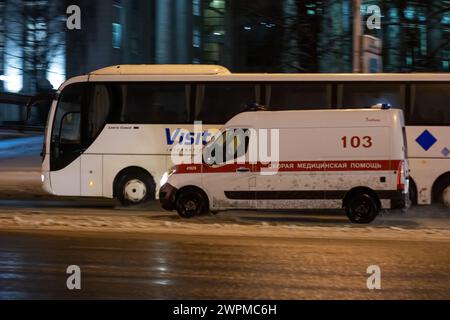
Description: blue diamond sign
416,130,437,151
442,148,450,157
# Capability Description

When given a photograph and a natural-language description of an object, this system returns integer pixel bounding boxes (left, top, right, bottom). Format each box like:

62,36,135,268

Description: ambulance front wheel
345,193,379,224
175,188,209,218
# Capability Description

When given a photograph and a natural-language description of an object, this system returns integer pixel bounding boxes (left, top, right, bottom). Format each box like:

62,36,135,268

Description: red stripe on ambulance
175,160,402,174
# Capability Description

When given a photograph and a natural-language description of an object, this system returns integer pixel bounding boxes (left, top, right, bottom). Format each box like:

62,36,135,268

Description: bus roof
90,65,231,76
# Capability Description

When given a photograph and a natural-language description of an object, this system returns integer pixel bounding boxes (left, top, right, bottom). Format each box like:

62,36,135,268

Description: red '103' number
342,136,373,149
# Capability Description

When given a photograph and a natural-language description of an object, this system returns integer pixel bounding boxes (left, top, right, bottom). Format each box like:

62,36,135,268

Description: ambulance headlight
41,174,45,183
160,167,177,186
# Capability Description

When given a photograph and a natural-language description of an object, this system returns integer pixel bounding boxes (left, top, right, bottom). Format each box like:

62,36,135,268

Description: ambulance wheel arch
175,186,210,218
113,167,156,206
343,187,381,224
432,172,450,208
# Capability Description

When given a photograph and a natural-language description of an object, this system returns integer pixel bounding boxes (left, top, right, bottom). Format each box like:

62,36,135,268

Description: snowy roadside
0,211,449,242
0,135,43,159
0,170,46,198
0,155,46,198
0,134,46,198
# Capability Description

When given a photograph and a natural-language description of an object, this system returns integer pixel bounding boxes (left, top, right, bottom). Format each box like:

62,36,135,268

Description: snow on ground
1,209,449,242
0,155,46,198
0,135,43,159
0,133,46,198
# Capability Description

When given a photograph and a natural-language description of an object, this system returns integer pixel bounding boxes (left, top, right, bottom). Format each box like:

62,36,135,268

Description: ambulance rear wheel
345,194,379,224
175,188,209,218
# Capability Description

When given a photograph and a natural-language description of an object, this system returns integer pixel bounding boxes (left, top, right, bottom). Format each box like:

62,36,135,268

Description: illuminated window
112,1,123,49
389,8,398,18
193,0,201,16
202,0,226,63
406,55,413,65
193,27,201,48
112,23,122,49
404,6,415,20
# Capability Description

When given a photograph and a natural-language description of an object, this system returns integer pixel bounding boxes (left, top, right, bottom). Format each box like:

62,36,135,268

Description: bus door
50,83,110,197
80,84,112,197
49,83,85,196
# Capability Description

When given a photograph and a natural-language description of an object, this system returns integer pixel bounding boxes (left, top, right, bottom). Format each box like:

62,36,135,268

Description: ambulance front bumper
159,184,178,211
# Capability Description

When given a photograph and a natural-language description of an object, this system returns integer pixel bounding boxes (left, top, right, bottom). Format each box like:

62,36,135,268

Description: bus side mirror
26,91,56,121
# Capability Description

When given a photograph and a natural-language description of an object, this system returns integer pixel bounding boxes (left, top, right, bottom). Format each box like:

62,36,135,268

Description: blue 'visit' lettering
165,128,212,146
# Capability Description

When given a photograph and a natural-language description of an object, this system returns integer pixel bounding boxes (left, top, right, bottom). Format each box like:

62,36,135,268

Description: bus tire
432,174,450,208
175,188,209,218
442,185,450,208
116,170,155,206
345,193,379,224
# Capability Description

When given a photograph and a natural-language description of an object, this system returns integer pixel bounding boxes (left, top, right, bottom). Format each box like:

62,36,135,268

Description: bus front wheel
116,171,155,206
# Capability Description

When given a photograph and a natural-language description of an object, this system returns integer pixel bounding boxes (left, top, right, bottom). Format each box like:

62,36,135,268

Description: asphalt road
1,229,449,300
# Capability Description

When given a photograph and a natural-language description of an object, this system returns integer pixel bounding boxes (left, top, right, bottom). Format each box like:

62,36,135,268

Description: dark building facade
65,0,153,78
1,0,450,95
0,0,5,92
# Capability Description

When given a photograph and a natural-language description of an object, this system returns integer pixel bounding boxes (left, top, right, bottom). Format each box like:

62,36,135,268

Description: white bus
41,65,450,208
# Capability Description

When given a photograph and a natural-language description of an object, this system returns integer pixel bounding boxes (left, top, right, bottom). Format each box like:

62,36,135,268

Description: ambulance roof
225,109,403,129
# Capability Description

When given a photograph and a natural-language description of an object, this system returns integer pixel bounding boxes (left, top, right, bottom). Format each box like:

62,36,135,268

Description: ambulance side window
212,129,250,164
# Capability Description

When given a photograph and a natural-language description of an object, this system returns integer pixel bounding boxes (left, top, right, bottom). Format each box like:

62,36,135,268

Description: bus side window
338,83,405,110
117,83,190,124
266,83,332,110
195,83,260,124
409,83,450,126
86,84,112,143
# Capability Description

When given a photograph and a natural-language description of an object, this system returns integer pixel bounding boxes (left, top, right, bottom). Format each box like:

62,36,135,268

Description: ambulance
159,106,409,224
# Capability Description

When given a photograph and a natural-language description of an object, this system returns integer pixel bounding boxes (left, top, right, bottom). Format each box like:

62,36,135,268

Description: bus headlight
41,174,45,183
160,167,177,186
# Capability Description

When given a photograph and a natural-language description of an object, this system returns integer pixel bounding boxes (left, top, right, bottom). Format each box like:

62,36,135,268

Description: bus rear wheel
116,171,155,206
175,188,209,218
442,185,450,208
345,193,379,224
432,175,450,209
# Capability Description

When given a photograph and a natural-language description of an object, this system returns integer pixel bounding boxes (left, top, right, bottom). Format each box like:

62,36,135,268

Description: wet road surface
1,230,449,300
